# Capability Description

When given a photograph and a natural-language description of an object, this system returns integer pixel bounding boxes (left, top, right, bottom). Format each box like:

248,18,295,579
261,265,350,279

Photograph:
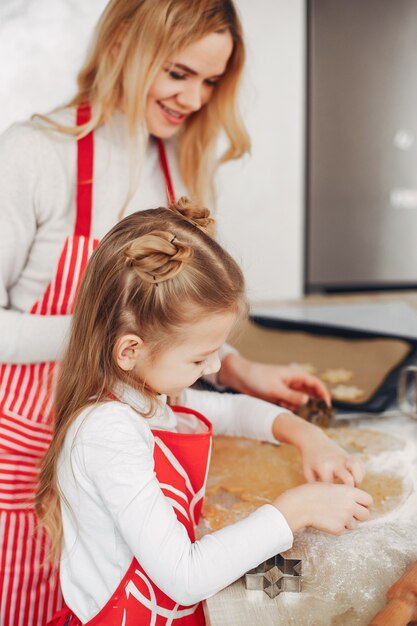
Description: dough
331,385,364,401
321,368,353,384
202,428,407,531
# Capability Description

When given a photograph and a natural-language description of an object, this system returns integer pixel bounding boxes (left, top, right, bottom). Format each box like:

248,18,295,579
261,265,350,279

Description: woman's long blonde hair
37,0,250,204
35,197,246,561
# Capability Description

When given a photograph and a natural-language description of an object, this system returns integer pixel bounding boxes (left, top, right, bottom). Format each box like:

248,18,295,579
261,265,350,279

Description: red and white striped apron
50,405,211,626
0,103,98,626
0,104,176,626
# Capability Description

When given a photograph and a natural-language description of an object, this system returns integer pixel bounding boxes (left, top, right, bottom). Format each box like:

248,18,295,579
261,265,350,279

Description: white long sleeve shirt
0,109,187,364
58,386,293,622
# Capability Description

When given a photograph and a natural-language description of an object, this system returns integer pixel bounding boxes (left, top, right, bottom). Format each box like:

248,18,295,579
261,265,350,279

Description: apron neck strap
75,109,177,236
75,103,94,237
156,137,176,205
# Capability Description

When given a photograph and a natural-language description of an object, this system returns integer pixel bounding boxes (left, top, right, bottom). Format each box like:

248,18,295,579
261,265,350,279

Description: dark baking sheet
249,315,417,413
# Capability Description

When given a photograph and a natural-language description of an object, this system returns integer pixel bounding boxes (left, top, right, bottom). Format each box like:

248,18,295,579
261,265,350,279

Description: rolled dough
202,428,407,531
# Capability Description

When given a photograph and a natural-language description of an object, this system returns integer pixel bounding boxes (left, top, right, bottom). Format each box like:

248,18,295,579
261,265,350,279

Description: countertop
203,291,417,626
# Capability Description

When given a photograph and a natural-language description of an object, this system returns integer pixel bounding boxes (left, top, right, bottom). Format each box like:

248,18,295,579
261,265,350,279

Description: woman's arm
0,308,71,363
218,352,331,409
0,123,72,363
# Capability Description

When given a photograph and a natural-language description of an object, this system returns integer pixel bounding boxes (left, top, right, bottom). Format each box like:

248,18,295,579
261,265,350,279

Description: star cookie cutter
245,554,302,598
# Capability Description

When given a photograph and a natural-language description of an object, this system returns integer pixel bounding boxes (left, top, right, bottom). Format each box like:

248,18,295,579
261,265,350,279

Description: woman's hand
218,354,331,410
271,412,365,487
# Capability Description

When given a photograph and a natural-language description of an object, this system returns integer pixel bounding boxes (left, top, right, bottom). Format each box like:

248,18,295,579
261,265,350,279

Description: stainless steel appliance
307,0,417,292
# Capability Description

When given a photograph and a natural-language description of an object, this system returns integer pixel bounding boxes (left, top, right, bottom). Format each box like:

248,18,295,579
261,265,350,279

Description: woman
0,1,329,624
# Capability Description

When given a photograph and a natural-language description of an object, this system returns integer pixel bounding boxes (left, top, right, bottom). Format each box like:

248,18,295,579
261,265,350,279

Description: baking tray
230,315,417,413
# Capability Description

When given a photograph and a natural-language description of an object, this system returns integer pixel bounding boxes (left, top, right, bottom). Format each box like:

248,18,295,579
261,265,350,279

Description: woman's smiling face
145,31,233,138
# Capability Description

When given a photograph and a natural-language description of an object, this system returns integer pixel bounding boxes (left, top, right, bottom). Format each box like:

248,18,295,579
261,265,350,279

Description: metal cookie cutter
245,554,302,599
297,397,335,428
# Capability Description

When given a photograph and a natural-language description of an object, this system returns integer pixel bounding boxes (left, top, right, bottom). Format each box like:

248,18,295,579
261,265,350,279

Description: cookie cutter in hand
245,554,302,598
297,397,335,428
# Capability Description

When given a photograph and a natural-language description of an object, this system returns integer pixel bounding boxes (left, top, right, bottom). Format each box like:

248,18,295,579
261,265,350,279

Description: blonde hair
37,0,250,204
35,197,246,560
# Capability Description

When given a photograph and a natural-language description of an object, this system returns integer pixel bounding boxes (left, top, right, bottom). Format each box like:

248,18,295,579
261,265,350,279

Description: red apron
52,405,211,626
0,105,175,626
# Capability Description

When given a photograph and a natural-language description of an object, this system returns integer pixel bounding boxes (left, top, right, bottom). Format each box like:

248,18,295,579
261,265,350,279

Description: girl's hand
300,431,365,487
271,412,365,487
219,354,331,410
274,483,373,535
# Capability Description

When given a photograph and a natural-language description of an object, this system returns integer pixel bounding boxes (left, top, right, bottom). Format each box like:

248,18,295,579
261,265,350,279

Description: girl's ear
115,334,144,371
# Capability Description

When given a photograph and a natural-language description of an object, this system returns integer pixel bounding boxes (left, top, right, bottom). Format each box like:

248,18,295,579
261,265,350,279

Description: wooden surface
203,291,417,626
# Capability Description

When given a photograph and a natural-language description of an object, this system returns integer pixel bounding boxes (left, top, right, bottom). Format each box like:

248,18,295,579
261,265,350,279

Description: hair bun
169,196,215,236
125,231,192,284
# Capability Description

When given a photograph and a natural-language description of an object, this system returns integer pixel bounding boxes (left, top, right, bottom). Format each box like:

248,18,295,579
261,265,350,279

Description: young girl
36,199,372,625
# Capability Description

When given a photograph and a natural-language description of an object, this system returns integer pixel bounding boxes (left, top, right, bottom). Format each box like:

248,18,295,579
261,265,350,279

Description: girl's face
146,31,234,138
134,311,237,396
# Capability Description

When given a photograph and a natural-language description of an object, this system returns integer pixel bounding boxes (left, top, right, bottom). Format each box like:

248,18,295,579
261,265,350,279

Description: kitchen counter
256,289,417,309
203,291,417,626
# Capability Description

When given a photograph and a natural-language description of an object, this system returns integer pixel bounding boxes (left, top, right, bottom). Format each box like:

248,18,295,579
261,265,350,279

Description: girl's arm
182,389,364,486
181,387,286,443
272,412,365,486
71,404,293,607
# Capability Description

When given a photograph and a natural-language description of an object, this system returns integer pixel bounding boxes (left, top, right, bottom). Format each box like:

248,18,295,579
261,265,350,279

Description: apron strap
156,137,176,205
75,103,94,237
75,107,176,235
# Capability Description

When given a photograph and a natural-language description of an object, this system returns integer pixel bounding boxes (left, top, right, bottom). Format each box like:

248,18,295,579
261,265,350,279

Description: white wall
0,0,305,302
217,0,305,302
0,0,108,122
